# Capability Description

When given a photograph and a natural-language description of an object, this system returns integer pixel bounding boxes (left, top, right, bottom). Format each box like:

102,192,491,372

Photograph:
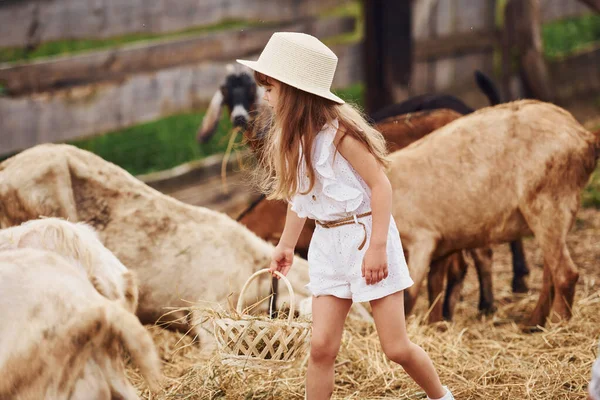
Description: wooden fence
0,0,350,48
0,0,597,156
405,0,598,109
0,16,356,96
0,8,357,154
410,0,496,97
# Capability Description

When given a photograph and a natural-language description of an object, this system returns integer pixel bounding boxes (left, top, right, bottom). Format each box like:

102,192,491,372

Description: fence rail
0,16,355,96
414,29,500,61
0,0,350,48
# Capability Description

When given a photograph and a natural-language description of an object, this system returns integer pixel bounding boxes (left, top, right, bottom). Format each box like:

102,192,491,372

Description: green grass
0,19,257,64
62,85,365,176
543,13,600,59
69,112,233,176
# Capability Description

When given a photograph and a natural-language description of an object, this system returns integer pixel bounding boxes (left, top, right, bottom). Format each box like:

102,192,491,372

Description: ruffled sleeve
289,197,308,218
313,119,364,213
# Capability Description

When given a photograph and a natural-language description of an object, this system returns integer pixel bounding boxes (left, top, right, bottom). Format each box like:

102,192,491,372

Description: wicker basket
212,268,311,369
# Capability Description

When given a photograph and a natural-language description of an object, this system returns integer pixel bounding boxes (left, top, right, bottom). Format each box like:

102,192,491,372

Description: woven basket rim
213,316,311,329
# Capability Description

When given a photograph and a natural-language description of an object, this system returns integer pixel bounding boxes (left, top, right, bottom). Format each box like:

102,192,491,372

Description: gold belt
315,211,372,250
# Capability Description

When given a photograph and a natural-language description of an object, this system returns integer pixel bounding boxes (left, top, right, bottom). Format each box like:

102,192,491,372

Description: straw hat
237,32,345,104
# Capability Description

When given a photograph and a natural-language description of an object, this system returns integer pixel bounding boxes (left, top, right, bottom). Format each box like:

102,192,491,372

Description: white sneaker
427,386,454,400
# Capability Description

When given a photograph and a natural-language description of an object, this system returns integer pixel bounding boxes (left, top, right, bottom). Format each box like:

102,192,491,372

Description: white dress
289,119,413,302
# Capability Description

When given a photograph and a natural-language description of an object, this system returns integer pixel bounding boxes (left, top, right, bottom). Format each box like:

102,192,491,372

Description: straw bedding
127,208,600,399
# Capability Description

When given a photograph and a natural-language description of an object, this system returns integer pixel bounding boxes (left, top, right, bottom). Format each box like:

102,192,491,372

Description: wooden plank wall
410,0,496,101
0,0,350,48
409,0,596,105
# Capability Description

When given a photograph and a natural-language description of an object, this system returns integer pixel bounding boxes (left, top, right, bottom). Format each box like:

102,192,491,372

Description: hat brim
236,59,345,105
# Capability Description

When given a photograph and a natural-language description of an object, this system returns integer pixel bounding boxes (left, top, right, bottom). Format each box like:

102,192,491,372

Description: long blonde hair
253,72,389,201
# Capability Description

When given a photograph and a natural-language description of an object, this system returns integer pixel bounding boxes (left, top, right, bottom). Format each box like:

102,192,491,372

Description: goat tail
474,70,502,106
104,302,163,392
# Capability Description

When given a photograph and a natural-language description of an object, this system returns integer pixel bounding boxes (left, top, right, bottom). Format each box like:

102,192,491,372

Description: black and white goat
196,64,266,144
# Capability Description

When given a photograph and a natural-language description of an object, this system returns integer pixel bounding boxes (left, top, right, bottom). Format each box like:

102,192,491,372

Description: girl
237,32,453,400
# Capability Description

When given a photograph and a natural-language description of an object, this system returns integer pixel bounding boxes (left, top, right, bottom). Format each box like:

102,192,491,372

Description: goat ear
17,230,44,249
197,89,224,144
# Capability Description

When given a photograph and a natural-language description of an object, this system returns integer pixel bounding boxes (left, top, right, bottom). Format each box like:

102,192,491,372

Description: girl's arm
335,132,391,247
280,203,308,249
269,203,307,277
335,130,392,284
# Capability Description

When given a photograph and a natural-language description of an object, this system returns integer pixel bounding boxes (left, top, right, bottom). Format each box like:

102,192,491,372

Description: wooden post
502,0,554,102
363,0,412,115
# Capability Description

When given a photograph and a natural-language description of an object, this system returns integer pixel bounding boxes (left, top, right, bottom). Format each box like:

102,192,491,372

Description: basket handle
236,268,296,324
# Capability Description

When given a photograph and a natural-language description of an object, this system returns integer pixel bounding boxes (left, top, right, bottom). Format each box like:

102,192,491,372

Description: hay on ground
128,208,600,399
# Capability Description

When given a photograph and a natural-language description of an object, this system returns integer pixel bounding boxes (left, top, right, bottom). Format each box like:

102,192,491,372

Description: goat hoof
478,304,497,316
512,278,529,294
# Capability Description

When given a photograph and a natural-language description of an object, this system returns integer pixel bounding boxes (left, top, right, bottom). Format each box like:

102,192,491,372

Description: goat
369,70,530,294
196,64,265,144
0,249,161,399
387,100,599,328
0,217,138,313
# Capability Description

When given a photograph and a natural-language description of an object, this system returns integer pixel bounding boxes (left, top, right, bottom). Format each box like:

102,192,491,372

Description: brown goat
387,100,598,328
376,110,464,153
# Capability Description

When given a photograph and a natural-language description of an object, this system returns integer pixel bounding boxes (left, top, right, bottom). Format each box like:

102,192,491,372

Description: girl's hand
362,244,388,285
269,243,294,279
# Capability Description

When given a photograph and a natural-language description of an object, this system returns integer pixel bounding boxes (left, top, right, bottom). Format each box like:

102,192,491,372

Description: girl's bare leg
306,295,353,400
371,291,447,399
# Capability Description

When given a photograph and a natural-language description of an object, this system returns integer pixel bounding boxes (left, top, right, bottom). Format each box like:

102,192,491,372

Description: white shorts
306,216,414,303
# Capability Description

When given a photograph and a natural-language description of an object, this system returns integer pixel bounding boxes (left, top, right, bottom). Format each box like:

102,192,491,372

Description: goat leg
509,239,529,293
